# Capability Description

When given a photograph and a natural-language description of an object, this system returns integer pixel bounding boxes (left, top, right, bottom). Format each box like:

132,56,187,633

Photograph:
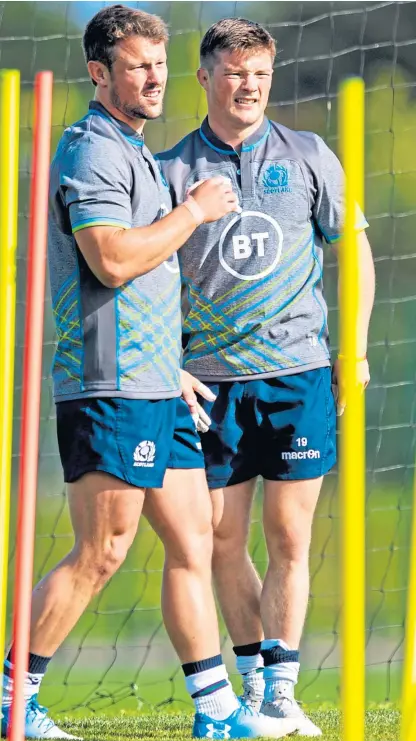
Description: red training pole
9,71,53,741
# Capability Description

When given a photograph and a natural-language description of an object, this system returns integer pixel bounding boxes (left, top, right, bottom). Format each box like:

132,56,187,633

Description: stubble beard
110,86,163,122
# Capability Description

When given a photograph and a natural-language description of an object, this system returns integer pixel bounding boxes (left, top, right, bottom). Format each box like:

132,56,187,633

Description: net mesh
1,0,416,714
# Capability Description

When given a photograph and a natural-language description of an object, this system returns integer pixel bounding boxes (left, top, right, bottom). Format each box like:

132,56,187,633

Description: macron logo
281,449,321,460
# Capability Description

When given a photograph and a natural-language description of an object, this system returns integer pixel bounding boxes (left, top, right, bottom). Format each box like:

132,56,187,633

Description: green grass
54,708,400,740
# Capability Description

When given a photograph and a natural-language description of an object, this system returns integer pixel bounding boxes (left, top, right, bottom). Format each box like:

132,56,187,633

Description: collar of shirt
88,100,144,148
199,115,271,156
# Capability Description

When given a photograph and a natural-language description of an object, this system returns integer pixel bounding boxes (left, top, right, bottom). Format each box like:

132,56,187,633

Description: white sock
262,639,300,702
235,653,263,675
1,660,44,707
24,671,44,702
185,664,239,720
241,668,265,701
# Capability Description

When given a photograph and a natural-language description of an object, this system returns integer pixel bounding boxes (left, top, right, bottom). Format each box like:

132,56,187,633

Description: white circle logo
219,211,283,281
164,253,180,274
134,440,156,463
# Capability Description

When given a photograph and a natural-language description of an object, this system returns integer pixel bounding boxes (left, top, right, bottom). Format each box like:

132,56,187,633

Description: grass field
55,708,400,740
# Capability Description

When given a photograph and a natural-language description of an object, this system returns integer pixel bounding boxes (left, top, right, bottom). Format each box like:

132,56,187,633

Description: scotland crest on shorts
262,163,292,194
133,440,156,467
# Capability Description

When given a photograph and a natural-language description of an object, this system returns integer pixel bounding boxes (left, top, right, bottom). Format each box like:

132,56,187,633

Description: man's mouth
234,97,258,106
143,88,162,99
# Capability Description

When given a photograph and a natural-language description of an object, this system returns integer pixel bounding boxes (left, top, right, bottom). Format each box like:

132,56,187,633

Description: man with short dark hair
1,7,298,740
158,16,374,737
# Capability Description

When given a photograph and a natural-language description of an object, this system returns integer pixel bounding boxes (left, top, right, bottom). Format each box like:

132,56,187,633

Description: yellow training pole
0,69,20,705
338,77,366,741
401,465,416,741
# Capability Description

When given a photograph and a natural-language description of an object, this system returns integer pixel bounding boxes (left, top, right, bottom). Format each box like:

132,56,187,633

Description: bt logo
219,211,283,281
232,232,269,260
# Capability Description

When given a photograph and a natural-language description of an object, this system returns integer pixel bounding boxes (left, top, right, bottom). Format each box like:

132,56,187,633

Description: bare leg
144,468,220,662
261,477,322,649
30,472,144,656
258,478,324,735
211,479,263,646
144,472,300,737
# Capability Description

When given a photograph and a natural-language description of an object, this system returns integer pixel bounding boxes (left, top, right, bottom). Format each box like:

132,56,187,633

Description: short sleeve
60,133,132,233
155,156,179,208
312,135,368,244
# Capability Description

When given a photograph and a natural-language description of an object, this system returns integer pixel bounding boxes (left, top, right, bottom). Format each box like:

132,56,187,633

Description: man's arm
311,135,375,412
74,177,238,288
356,230,375,358
60,134,238,288
311,137,375,349
336,229,375,357
74,202,196,289
332,230,375,414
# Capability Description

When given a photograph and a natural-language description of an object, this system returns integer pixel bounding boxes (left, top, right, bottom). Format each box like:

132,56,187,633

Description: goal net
1,0,416,715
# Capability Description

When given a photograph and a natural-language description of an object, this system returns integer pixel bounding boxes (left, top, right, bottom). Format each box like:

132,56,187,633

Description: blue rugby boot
1,696,80,739
193,700,299,738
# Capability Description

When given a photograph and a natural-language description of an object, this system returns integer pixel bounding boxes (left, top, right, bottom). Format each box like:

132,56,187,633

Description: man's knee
267,521,312,564
164,523,214,573
165,538,213,573
263,478,322,564
212,521,249,570
74,535,131,590
211,480,255,562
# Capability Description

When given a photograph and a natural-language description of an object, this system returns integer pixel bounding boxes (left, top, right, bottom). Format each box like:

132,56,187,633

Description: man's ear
197,67,209,91
87,60,110,88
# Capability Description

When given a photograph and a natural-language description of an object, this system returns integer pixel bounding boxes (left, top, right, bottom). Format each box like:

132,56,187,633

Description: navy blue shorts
56,396,205,489
198,367,336,488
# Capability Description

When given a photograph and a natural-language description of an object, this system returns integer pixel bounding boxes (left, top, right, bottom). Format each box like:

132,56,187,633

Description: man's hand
180,370,216,433
332,358,370,416
190,177,241,223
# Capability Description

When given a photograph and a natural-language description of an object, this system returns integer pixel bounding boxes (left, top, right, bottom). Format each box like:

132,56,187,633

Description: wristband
182,195,205,226
337,353,367,361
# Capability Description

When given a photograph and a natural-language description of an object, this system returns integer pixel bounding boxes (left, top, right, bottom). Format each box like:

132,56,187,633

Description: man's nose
147,65,163,85
240,74,258,92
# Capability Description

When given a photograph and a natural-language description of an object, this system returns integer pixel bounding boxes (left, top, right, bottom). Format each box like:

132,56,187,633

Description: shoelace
242,684,257,700
238,702,256,718
26,696,55,732
274,694,309,719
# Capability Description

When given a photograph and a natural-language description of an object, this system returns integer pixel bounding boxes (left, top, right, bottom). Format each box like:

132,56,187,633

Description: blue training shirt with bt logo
157,116,367,381
48,101,181,402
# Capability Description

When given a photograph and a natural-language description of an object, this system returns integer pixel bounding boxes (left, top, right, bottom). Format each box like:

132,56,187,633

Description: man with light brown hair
1,7,297,740
158,16,374,737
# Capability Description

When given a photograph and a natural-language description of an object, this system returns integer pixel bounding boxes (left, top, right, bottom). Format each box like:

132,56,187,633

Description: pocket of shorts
321,368,336,459
114,399,132,478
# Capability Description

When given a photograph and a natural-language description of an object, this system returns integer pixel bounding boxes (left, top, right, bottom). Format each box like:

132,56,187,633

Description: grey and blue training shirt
48,101,181,402
157,117,367,381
